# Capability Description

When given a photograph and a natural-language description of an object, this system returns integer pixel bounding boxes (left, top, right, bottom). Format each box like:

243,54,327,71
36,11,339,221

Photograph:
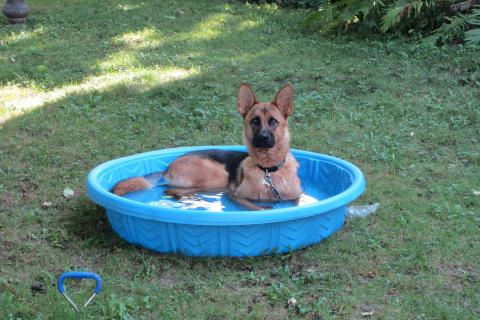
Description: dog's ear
237,83,257,117
273,83,294,118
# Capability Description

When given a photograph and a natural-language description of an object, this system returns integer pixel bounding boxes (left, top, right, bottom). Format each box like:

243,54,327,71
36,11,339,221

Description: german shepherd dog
112,83,303,210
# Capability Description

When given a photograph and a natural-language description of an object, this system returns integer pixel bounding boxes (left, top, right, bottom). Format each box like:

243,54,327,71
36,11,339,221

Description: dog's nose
252,129,275,148
259,130,270,140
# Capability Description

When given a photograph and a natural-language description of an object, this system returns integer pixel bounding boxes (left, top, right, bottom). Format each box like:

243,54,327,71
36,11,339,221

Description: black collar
256,160,285,173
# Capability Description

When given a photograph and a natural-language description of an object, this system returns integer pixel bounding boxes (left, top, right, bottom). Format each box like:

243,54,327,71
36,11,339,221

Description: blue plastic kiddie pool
87,146,365,257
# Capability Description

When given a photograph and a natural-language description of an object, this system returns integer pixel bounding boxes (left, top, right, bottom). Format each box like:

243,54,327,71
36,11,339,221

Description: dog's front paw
259,205,273,210
164,189,184,200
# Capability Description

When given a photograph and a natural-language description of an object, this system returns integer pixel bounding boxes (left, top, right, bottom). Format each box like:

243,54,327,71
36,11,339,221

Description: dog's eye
250,117,261,126
268,118,278,127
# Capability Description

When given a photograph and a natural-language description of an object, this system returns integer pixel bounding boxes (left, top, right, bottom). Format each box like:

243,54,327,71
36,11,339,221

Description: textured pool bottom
106,206,345,256
87,146,366,257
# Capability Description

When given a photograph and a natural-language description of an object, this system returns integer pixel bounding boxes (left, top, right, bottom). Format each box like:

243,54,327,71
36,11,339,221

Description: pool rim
86,146,366,226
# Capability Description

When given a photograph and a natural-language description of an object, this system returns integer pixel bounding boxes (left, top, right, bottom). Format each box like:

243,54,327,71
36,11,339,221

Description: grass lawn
1,0,479,319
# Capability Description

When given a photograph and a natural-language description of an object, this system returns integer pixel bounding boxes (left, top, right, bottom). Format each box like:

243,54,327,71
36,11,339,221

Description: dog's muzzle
252,129,275,148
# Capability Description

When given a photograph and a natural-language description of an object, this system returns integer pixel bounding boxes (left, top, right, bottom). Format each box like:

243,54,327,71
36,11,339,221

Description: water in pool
122,180,329,212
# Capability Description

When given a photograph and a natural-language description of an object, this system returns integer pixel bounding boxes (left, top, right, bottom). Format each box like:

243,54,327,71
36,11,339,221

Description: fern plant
465,27,480,44
380,0,434,32
302,0,383,32
433,6,480,44
302,0,480,45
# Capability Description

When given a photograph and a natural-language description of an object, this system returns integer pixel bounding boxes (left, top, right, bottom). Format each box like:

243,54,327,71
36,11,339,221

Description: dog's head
237,83,294,150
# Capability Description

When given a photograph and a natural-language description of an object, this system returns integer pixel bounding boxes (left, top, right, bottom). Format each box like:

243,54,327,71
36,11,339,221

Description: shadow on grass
0,0,286,90
0,0,325,255
2,1,193,87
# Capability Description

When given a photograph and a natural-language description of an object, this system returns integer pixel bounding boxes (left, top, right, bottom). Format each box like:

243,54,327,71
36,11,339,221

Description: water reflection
145,191,320,212
149,193,225,212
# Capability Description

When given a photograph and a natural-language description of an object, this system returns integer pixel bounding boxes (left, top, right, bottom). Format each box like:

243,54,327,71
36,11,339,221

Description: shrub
300,0,480,45
241,0,326,9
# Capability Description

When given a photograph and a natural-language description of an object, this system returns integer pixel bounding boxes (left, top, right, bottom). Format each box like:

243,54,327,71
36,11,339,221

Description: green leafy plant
465,26,480,43
302,0,480,45
380,0,434,32
303,0,383,32
102,294,135,320
242,0,326,8
432,6,480,44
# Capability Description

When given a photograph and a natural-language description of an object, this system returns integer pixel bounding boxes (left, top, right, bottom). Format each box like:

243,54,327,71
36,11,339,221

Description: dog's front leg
164,188,205,199
229,194,272,211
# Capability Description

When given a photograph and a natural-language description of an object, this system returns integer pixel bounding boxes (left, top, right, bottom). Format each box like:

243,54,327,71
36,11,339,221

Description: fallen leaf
42,201,52,208
287,297,297,308
359,303,374,313
9,57,15,63
62,188,75,198
367,271,376,279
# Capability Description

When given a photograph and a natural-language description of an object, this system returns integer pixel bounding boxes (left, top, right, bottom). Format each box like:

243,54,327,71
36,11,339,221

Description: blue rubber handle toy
57,271,102,311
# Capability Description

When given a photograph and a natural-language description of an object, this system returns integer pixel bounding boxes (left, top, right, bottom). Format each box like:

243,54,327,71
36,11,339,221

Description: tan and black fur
112,83,302,210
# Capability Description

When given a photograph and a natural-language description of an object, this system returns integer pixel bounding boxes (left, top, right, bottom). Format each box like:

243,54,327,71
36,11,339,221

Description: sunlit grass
0,67,197,122
113,27,163,49
187,13,253,40
117,3,144,11
1,26,45,43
